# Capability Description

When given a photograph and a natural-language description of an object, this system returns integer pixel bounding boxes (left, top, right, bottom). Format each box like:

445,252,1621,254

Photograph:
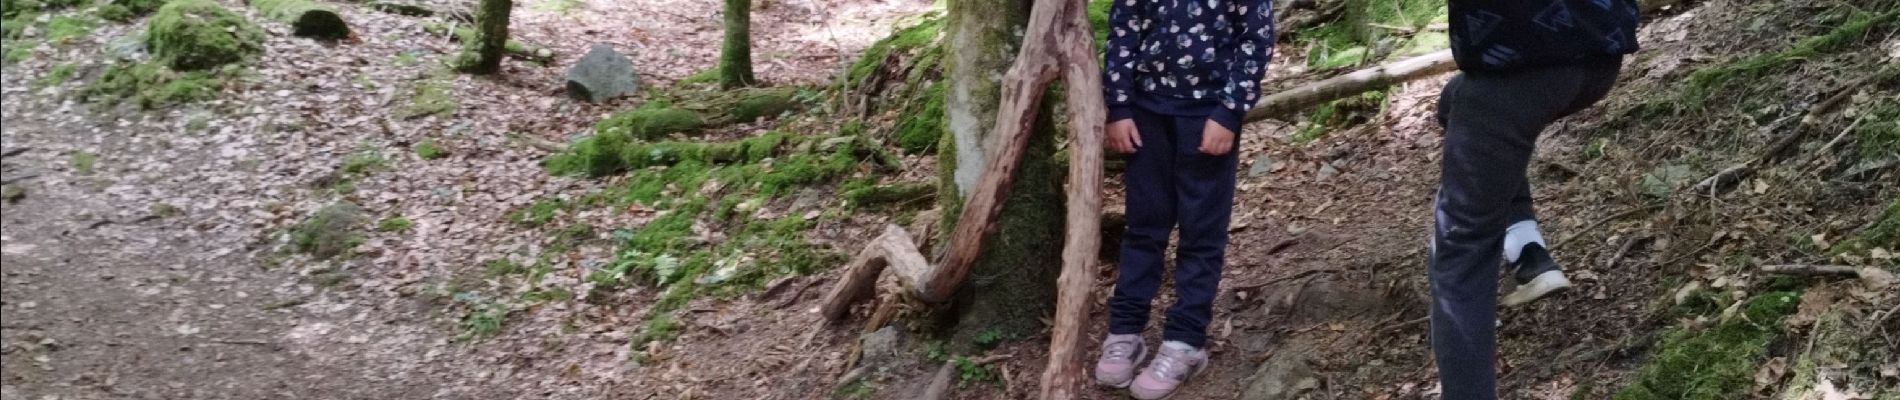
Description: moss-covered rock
545,130,802,177
250,0,349,40
846,16,943,88
100,0,166,22
81,62,225,108
148,0,263,71
291,201,367,260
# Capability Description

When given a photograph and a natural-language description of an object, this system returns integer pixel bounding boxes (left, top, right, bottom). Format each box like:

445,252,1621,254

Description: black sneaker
1503,243,1572,306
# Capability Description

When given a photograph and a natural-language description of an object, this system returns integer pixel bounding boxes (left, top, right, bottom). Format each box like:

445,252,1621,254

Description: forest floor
2,0,1896,399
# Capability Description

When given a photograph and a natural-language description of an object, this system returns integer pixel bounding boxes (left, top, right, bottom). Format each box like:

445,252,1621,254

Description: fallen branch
1605,234,1648,270
1760,264,1861,276
918,360,958,400
1552,205,1659,250
1244,49,1457,123
1691,69,1884,195
816,224,930,321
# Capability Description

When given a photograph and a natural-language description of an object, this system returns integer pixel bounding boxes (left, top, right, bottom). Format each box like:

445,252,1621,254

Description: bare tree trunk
719,0,756,88
455,0,510,74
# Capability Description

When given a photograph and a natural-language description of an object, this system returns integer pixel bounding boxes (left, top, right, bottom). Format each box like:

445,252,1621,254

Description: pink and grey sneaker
1129,341,1207,399
1093,333,1146,388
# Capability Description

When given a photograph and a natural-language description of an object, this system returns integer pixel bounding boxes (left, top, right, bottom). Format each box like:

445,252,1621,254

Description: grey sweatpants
1429,56,1622,400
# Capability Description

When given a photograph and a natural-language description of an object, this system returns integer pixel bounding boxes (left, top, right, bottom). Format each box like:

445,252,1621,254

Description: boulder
564,44,639,103
147,0,264,71
249,0,350,40
858,326,904,370
1241,349,1318,400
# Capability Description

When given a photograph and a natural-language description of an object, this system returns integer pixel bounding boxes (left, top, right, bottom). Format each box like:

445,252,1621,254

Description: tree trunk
719,0,756,89
455,0,510,74
939,0,1062,350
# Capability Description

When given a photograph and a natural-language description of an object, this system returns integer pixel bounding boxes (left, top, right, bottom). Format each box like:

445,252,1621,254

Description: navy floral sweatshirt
1103,0,1276,133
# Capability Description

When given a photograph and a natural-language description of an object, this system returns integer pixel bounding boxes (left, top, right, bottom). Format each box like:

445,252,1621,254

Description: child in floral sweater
1093,0,1274,398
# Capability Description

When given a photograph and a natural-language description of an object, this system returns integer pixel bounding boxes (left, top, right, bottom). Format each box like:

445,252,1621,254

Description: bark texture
937,0,1062,349
455,0,510,74
719,0,756,88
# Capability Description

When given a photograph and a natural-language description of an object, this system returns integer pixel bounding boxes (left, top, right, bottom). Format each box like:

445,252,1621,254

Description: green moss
1294,90,1387,143
729,87,798,122
69,151,95,174
459,301,508,339
34,62,74,87
1681,10,1897,108
377,216,413,232
1296,0,1446,71
414,140,447,160
894,81,946,154
0,185,22,203
249,0,349,39
636,312,680,346
484,258,525,277
545,130,799,177
509,199,565,226
1836,199,1899,255
290,202,367,260
2,41,29,64
340,150,385,176
844,182,934,209
402,78,458,119
1087,0,1111,47
102,0,166,21
84,62,227,109
1614,291,1803,400
590,106,705,143
44,14,93,42
846,16,943,87
677,68,719,87
147,0,264,71
1854,95,1899,161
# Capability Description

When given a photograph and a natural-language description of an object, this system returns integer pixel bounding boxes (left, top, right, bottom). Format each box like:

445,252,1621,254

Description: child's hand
1200,120,1235,156
1107,119,1142,154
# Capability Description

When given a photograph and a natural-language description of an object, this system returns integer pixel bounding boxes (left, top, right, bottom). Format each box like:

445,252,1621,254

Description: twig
1553,206,1658,250
0,147,27,158
918,360,957,400
1605,235,1648,270
1760,264,1860,276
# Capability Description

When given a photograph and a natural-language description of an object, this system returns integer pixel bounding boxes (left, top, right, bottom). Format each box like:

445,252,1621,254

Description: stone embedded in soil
564,44,640,103
1249,154,1275,177
858,326,904,370
1242,348,1317,400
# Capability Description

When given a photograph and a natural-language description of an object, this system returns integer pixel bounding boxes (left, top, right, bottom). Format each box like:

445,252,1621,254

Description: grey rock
1315,163,1340,182
859,326,904,369
1242,350,1317,400
107,33,148,61
1248,154,1275,177
564,44,640,103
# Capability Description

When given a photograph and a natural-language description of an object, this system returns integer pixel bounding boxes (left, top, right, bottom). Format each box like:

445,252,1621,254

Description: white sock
1503,220,1545,263
1160,340,1198,352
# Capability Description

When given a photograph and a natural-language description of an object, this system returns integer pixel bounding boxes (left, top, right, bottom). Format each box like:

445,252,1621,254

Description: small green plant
44,14,95,43
459,300,508,339
69,151,95,175
341,150,385,176
394,51,419,66
377,216,414,232
508,199,565,226
484,258,526,277
413,140,447,160
635,313,681,346
925,340,948,362
953,356,1000,387
290,202,367,259
401,78,457,119
34,63,74,87
972,327,1007,350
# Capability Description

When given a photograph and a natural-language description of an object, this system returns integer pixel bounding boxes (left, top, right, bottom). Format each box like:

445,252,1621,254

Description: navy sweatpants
1429,56,1622,399
1107,107,1239,349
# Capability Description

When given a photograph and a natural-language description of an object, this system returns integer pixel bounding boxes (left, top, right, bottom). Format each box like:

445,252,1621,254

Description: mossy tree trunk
718,0,756,89
938,0,1063,350
455,0,510,74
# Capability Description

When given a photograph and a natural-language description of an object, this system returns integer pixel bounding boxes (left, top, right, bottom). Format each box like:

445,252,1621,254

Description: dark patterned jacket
1448,0,1641,71
1103,0,1275,132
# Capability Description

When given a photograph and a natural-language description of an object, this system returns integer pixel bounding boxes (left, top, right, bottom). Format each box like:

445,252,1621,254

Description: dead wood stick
919,361,958,400
1552,205,1658,250
817,225,928,321
1760,264,1861,276
1244,49,1457,122
1693,69,1884,194
1605,235,1647,270
1043,1,1108,398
